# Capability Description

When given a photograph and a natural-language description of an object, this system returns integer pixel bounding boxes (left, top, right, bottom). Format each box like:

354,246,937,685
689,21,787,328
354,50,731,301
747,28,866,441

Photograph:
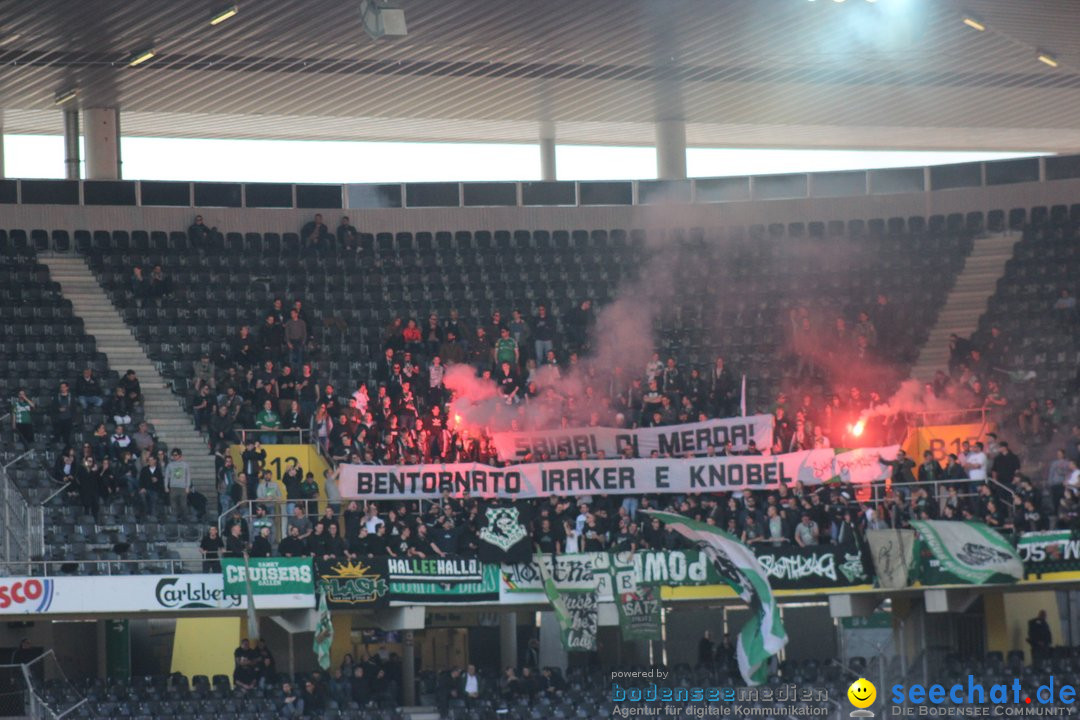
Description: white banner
0,574,314,616
491,415,775,461
833,445,900,486
339,448,836,500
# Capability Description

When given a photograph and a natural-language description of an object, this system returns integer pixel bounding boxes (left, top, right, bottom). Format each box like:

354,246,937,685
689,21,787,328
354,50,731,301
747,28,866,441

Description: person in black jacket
200,526,225,572
138,454,165,515
250,526,273,558
278,525,307,558
1028,610,1052,663
224,523,247,559
77,458,100,519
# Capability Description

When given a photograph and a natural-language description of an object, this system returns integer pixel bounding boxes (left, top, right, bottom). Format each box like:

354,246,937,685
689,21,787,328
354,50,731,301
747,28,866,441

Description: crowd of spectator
225,637,404,715
10,215,1079,571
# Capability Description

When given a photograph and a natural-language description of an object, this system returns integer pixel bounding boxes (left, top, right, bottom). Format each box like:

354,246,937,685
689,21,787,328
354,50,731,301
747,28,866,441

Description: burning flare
850,419,866,437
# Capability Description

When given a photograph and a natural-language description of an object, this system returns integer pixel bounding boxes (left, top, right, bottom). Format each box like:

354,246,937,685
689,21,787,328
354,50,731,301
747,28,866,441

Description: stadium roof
2,0,1080,151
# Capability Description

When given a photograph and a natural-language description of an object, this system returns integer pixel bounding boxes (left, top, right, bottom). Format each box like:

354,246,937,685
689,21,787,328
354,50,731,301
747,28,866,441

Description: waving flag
313,592,333,670
645,510,786,685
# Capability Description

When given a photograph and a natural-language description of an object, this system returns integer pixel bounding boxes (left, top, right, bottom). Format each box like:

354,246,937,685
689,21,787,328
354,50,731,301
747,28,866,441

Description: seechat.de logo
0,579,55,612
848,678,877,718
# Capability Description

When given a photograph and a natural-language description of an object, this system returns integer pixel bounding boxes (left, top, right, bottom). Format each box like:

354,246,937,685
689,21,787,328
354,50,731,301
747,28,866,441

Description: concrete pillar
537,611,567,671
499,612,518,670
655,120,687,180
539,137,557,181
63,108,80,180
84,107,121,180
402,630,416,706
539,121,557,181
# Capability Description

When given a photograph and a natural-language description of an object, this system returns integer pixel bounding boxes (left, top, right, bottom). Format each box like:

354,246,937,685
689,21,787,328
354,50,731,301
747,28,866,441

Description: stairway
40,254,217,496
909,233,1018,382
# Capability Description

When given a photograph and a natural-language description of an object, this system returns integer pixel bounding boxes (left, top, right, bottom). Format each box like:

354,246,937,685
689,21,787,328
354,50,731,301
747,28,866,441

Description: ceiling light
1037,50,1059,68
54,88,77,105
127,48,155,67
962,15,986,31
210,4,238,25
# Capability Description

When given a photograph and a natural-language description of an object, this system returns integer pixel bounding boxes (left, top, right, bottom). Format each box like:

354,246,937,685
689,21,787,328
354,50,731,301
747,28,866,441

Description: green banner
610,566,662,641
222,557,315,595
389,564,501,604
1017,531,1080,576
912,520,1023,585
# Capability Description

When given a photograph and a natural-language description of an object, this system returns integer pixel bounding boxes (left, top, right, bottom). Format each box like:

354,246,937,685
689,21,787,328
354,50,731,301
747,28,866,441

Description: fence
237,428,312,445
0,650,86,720
0,454,44,568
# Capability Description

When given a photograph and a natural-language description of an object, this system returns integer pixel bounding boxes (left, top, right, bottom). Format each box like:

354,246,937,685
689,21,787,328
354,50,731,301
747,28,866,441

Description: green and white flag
911,520,1022,585
313,591,333,670
646,510,786,686
610,565,663,641
538,553,597,652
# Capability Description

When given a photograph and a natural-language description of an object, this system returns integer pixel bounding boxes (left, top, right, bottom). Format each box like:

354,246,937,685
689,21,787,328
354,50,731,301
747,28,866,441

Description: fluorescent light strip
210,5,238,25
1037,52,1058,68
128,49,155,66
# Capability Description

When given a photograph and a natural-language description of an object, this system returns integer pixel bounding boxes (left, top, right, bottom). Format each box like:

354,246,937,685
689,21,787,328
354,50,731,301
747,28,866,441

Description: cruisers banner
339,449,835,499
221,557,314,595
491,415,775,461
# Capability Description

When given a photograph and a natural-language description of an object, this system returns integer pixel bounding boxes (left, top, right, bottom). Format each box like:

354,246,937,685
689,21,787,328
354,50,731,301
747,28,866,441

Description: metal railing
0,556,203,578
907,407,990,427
0,457,44,566
237,428,312,445
217,497,323,539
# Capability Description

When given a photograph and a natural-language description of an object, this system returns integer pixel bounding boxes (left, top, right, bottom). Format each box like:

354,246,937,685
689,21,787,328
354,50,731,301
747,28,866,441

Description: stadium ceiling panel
1,0,1079,150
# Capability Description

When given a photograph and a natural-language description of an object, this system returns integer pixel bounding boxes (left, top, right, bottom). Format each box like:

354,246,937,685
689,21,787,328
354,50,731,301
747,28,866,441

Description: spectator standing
52,382,75,444
1027,610,1052,663
284,309,308,370
200,526,224,572
256,399,282,445
532,305,555,365
11,388,35,448
166,449,192,517
138,454,165,515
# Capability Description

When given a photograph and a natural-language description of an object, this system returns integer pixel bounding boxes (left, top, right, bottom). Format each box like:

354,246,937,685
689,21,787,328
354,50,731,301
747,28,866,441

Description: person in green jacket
255,399,281,445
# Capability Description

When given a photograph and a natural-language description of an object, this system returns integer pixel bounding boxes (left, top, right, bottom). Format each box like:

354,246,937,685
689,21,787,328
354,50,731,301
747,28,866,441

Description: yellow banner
902,422,995,464
228,444,330,506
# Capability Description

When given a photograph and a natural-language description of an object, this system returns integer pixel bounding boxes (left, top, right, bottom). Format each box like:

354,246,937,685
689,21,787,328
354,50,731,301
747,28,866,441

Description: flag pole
740,373,747,417
242,551,259,642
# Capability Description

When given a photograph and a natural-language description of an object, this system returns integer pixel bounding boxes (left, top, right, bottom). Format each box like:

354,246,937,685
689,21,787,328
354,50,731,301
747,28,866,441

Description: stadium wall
4,177,1080,237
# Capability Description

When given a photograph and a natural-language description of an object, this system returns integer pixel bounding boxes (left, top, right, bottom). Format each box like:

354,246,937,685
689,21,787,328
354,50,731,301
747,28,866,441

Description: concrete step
42,254,219,496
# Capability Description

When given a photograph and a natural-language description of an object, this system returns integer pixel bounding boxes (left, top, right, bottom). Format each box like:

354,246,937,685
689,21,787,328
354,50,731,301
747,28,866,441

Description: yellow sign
902,422,994,464
228,444,330,507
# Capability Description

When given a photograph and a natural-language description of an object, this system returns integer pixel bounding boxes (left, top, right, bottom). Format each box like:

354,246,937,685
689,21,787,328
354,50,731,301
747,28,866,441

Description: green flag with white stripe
313,590,333,670
646,510,787,686
910,520,1022,585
